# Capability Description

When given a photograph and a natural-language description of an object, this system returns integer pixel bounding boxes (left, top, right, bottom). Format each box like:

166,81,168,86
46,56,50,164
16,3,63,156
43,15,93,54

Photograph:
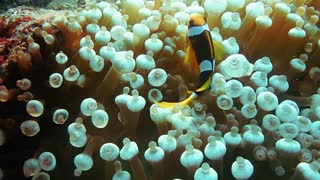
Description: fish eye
189,19,194,26
203,17,207,23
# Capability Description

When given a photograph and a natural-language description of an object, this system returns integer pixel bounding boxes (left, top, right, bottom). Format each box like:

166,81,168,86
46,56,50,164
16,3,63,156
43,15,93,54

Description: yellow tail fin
187,90,193,95
153,92,198,108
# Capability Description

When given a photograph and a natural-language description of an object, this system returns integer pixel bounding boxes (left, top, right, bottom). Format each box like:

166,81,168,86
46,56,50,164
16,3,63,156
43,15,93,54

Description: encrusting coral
0,0,320,179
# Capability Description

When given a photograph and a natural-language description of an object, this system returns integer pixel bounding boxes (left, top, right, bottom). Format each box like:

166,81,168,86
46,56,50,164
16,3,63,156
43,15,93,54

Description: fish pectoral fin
153,93,198,108
184,45,199,73
184,46,193,64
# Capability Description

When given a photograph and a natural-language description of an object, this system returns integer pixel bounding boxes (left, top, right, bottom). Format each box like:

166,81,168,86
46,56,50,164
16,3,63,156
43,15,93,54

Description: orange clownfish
154,13,220,108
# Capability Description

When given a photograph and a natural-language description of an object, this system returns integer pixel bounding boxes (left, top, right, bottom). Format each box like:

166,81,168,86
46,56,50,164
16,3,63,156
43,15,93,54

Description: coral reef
0,0,52,13
46,0,81,10
0,0,320,179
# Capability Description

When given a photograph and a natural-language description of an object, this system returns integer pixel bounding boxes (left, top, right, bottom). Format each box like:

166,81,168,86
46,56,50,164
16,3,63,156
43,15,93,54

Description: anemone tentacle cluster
0,0,320,179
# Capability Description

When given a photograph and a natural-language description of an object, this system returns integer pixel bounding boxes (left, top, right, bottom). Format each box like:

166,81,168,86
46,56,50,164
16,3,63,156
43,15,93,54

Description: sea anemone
0,0,320,179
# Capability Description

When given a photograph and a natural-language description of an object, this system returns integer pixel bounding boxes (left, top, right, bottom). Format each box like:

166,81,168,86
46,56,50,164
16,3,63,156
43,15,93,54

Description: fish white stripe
199,60,213,73
188,23,210,37
213,59,215,70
